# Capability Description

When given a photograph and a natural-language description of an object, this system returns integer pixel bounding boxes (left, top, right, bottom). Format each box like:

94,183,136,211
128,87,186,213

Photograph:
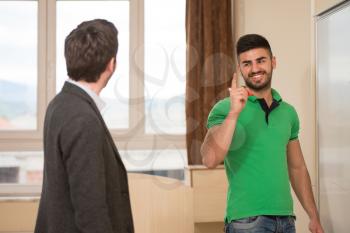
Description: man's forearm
201,111,239,168
290,167,319,219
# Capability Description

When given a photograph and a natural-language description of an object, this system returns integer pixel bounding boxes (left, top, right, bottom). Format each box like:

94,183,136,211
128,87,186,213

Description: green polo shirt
207,89,299,222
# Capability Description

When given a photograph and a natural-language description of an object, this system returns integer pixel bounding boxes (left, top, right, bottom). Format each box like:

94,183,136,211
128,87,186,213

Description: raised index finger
231,73,239,90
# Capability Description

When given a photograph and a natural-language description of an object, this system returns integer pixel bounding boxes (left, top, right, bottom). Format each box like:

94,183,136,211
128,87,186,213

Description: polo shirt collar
247,88,282,102
271,88,282,102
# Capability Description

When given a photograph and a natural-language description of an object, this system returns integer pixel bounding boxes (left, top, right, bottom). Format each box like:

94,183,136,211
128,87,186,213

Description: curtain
186,0,234,165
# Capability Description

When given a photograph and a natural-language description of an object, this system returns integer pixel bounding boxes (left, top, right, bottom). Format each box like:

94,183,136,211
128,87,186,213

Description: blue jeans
224,215,296,233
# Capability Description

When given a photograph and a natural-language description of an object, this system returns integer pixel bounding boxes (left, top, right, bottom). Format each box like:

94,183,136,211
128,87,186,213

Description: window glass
121,149,187,180
144,0,186,134
0,151,43,184
0,149,186,185
0,1,37,130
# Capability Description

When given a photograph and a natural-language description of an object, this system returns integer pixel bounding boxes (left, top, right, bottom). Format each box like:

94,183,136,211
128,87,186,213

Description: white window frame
0,0,186,196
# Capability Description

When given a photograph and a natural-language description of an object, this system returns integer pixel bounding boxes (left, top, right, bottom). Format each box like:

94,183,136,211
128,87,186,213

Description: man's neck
250,88,273,106
76,80,102,95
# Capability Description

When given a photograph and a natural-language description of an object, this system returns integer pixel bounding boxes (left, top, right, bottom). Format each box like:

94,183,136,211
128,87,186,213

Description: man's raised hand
228,73,248,116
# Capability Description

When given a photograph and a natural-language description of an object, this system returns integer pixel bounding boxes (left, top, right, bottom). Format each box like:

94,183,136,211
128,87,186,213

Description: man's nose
251,62,260,73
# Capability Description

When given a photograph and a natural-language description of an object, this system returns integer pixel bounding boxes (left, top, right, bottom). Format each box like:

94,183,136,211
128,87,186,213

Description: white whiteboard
317,2,350,233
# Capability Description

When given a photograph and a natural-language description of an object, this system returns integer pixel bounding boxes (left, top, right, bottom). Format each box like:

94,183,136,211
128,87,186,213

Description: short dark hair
236,34,272,57
64,19,118,82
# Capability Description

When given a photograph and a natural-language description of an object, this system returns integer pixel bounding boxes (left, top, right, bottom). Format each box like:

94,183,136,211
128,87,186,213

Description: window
0,1,38,130
144,0,186,134
0,151,43,185
0,0,186,195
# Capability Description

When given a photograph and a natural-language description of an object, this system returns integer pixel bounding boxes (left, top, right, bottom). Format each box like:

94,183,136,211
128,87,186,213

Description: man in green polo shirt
201,34,324,233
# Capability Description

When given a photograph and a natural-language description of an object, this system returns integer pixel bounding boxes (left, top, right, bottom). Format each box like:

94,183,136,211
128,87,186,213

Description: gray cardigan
35,82,134,233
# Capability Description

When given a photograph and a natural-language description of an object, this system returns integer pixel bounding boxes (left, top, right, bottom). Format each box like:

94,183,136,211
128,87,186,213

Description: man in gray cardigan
34,19,134,233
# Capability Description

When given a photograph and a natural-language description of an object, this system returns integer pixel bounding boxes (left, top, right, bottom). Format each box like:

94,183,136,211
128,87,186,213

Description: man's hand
229,73,248,116
201,73,247,168
309,217,324,233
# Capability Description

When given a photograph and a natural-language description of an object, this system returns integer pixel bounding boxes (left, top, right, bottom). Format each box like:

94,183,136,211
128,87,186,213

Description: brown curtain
186,0,234,165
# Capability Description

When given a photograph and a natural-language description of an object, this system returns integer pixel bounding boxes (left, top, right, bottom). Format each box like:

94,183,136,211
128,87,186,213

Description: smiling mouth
250,72,265,82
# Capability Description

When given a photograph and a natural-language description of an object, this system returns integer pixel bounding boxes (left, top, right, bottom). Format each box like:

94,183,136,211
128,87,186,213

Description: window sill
0,196,39,202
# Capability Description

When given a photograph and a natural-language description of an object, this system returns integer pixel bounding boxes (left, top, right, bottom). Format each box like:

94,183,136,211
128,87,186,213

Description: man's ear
107,57,117,73
272,56,276,69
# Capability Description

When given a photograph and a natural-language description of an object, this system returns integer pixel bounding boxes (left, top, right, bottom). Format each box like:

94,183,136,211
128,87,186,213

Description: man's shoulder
208,97,231,118
206,97,230,128
277,100,299,122
279,100,297,113
46,90,97,125
50,88,91,109
211,97,231,112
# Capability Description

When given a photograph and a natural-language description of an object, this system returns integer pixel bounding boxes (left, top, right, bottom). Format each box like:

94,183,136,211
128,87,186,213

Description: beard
243,69,273,91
